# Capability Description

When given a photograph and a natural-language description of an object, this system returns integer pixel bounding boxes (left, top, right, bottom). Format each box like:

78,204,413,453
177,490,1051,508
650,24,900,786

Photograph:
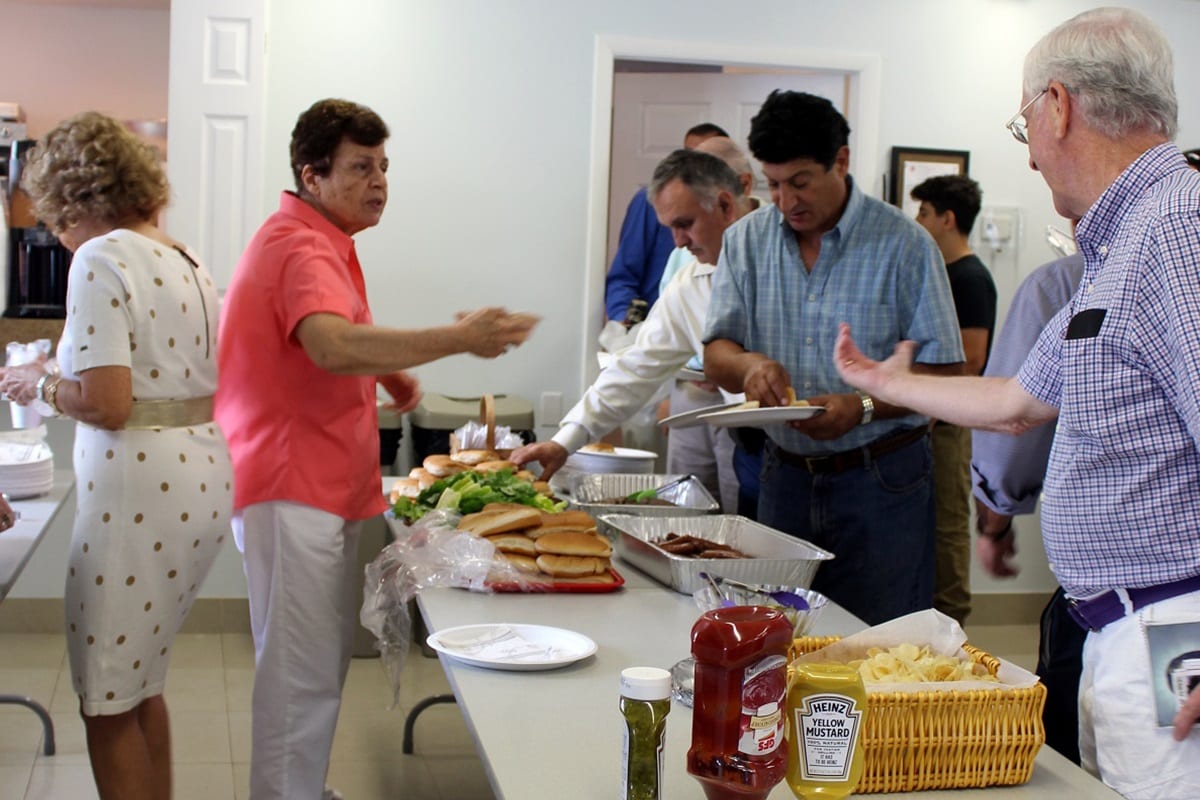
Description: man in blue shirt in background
604,122,728,322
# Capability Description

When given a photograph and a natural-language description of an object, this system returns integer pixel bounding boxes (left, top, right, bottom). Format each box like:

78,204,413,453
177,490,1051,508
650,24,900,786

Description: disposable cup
10,402,43,430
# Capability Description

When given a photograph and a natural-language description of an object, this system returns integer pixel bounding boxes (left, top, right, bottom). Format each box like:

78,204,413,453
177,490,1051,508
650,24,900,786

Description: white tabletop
415,571,1120,799
0,470,75,601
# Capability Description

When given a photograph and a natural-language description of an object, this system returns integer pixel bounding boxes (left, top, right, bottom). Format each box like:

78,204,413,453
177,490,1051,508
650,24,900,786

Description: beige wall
0,4,168,139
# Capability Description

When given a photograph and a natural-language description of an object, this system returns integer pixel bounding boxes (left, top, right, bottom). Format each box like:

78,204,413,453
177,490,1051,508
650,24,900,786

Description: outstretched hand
833,323,918,396
455,308,541,358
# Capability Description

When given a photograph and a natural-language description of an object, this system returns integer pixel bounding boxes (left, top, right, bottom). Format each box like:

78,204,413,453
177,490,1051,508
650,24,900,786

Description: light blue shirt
971,253,1084,516
658,247,703,371
703,176,964,454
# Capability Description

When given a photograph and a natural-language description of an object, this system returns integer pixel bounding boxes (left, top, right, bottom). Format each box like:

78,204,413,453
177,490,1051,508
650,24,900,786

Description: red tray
486,567,626,593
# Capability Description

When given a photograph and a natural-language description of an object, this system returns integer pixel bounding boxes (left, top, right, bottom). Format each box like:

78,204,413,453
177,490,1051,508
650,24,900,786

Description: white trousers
1078,588,1200,799
233,502,364,800
666,381,738,512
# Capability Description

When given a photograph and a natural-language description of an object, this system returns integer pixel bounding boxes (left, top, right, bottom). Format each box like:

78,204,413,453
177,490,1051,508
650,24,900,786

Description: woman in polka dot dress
1,112,232,799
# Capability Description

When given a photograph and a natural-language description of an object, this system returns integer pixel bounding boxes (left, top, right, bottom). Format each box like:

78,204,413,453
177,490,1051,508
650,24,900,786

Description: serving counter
391,510,1120,799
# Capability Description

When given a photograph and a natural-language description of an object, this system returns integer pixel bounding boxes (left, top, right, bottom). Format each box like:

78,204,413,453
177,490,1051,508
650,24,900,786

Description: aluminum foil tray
602,513,833,595
565,473,718,538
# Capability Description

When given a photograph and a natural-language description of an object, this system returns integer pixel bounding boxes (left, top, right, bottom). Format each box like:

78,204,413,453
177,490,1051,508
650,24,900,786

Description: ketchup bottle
687,606,792,800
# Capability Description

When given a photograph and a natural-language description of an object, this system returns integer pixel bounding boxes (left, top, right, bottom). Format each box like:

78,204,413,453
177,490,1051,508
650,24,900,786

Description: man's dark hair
1185,148,1200,171
910,174,983,235
290,99,389,191
648,149,741,211
685,122,730,140
747,90,850,168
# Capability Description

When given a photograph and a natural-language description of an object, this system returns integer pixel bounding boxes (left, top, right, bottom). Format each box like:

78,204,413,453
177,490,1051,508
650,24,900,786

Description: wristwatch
856,390,874,426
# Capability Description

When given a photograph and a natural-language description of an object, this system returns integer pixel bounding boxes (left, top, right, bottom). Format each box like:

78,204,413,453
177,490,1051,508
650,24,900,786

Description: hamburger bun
535,554,610,578
457,506,541,536
485,533,537,556
535,530,612,557
580,442,616,453
408,467,437,490
423,454,465,478
533,480,552,495
452,449,499,466
473,460,516,473
516,469,536,482
389,478,421,502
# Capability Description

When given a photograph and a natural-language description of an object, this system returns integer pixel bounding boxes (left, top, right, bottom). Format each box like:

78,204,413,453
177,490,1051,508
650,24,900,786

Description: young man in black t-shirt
912,174,997,624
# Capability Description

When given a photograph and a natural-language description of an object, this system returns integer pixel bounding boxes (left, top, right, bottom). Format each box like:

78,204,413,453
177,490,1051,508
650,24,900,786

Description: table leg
0,694,55,755
402,693,457,755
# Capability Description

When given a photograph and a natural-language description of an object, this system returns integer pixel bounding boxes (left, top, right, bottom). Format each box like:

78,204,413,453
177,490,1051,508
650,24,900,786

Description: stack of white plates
0,440,54,499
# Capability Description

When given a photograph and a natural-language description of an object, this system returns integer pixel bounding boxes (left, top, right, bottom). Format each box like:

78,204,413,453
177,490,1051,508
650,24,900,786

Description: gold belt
124,396,215,430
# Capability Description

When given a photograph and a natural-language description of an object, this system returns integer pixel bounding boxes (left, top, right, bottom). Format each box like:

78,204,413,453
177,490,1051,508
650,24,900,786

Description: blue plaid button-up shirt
704,176,964,454
1019,143,1200,598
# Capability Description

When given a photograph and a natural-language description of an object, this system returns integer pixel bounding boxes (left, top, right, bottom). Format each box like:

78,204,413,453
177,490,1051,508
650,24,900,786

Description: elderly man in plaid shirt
835,9,1200,799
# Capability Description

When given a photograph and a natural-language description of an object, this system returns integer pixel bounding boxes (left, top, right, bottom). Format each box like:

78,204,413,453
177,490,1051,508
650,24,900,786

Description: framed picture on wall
889,146,970,218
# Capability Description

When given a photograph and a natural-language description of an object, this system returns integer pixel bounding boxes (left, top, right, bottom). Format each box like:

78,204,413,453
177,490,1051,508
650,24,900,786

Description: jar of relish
687,606,792,800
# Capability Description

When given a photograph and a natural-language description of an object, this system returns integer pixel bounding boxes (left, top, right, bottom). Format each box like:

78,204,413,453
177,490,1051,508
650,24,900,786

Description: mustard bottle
784,662,867,799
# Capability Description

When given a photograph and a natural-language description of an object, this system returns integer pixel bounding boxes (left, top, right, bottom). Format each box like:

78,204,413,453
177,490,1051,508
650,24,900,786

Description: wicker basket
449,394,514,459
791,636,1046,793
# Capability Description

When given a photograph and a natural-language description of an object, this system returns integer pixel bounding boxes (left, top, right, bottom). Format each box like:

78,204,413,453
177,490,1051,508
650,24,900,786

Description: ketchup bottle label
737,654,787,756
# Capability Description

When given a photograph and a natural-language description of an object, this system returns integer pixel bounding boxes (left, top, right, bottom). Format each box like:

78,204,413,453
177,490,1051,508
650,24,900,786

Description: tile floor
0,621,1040,800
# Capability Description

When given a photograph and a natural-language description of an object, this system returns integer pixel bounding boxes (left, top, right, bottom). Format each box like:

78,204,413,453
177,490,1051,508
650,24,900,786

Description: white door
607,71,851,269
165,0,267,290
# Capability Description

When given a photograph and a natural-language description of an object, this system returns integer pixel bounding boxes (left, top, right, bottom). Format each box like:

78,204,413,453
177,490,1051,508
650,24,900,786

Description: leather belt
1067,574,1200,632
769,425,927,475
124,396,215,430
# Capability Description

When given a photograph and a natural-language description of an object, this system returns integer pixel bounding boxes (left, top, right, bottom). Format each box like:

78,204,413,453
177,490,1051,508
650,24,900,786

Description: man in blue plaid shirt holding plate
703,90,965,627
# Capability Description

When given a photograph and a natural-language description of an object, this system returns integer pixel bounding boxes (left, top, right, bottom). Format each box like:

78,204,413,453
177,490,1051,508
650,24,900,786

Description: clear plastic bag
359,509,543,706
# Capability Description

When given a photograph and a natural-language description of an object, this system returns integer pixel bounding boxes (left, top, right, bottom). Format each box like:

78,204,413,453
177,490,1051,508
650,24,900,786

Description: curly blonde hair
22,111,168,233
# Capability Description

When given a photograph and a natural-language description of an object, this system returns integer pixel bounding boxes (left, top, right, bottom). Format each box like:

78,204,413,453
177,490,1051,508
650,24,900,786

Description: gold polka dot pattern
62,231,230,715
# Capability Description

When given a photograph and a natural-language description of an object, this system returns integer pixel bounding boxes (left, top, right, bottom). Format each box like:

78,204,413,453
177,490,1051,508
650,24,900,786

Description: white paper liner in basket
453,419,524,451
792,608,1040,692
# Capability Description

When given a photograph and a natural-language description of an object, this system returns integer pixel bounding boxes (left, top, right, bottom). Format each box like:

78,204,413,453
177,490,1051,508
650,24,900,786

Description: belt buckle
803,455,826,473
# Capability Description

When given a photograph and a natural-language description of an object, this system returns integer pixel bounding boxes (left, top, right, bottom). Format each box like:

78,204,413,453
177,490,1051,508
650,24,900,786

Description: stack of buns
456,503,615,584
389,451,548,502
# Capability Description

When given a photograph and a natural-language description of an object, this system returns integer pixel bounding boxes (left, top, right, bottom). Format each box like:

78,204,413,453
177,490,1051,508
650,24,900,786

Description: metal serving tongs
626,474,693,503
700,573,811,612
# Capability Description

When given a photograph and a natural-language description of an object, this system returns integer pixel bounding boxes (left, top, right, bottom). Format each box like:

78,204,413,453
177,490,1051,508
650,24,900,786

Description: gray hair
694,136,754,193
1023,7,1177,140
647,149,742,212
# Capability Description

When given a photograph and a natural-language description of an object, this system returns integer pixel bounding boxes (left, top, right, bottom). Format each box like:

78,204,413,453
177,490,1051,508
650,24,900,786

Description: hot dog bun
534,530,612,557
485,533,537,556
458,507,542,536
535,554,610,577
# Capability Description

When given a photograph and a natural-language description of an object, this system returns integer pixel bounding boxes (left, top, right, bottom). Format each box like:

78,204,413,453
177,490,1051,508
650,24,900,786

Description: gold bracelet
44,377,62,414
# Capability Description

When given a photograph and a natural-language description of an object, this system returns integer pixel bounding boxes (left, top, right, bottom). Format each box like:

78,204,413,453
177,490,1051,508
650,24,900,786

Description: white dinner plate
661,401,743,429
697,404,825,428
427,623,598,671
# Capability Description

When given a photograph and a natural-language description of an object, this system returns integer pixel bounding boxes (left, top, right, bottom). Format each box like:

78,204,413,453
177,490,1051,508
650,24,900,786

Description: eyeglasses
1005,88,1048,144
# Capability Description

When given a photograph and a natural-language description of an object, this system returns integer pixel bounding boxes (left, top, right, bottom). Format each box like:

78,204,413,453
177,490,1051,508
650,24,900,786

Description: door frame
579,35,882,389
